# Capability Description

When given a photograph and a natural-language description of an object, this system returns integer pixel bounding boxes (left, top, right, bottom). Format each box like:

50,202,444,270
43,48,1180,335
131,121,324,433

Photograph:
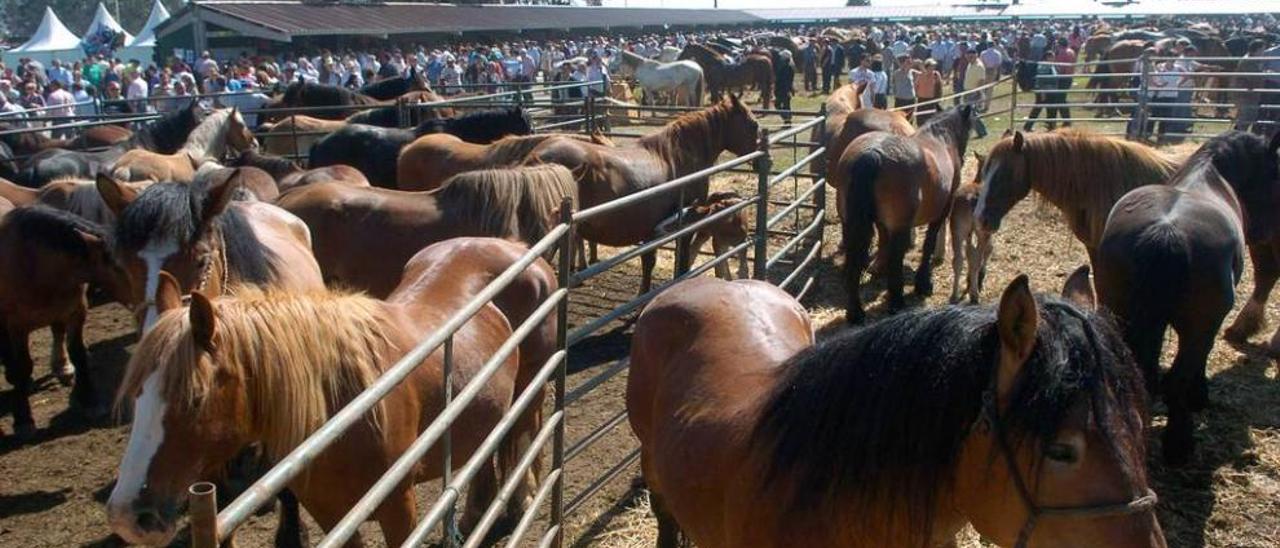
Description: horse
1087,40,1148,116
654,191,752,282
18,101,205,187
616,50,705,107
357,67,429,100
111,108,258,183
948,152,989,305
0,141,16,181
193,163,281,202
1083,33,1115,63
826,107,915,221
0,122,132,158
840,105,975,324
0,206,133,439
657,46,682,63
263,81,385,122
524,95,759,293
308,108,534,188
95,169,324,331
973,130,1183,269
229,149,303,181
276,165,576,298
679,44,774,109
106,259,522,546
259,115,349,158
1096,131,1280,465
342,90,456,128
0,175,151,226
629,273,1163,547
396,134,585,192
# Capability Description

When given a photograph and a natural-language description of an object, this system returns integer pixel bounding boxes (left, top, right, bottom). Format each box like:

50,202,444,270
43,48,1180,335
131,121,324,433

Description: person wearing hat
774,49,796,125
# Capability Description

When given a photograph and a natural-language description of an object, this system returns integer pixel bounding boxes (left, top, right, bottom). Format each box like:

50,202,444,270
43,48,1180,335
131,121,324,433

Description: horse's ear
75,229,108,263
96,173,139,216
189,291,219,353
1012,131,1026,153
155,271,183,315
1061,264,1096,311
201,168,241,222
996,274,1038,399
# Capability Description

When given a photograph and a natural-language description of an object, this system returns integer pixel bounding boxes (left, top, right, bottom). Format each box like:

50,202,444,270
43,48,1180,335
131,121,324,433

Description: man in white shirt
44,80,76,138
0,92,26,127
47,59,72,88
126,72,150,113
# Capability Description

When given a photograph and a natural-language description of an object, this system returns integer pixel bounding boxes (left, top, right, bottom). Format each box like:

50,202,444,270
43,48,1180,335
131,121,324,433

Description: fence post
585,94,595,134
1135,52,1152,141
189,482,218,548
550,197,574,548
1008,76,1019,135
753,128,772,281
441,335,457,548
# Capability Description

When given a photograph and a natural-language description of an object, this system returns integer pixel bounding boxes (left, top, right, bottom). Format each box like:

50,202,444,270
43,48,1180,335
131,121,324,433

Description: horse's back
235,201,325,292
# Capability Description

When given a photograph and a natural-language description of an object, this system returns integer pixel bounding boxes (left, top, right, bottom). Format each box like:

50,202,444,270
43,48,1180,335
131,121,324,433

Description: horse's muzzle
107,498,179,546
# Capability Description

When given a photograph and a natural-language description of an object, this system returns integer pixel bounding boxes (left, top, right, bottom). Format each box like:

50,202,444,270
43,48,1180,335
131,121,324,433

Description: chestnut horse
948,152,989,305
396,134,583,192
259,114,348,158
0,121,132,157
826,108,915,221
0,175,150,226
107,260,520,546
808,81,866,181
525,95,759,291
277,165,577,298
96,169,324,331
1096,131,1280,465
0,206,132,439
679,44,773,108
840,105,974,323
630,273,1162,547
111,108,258,183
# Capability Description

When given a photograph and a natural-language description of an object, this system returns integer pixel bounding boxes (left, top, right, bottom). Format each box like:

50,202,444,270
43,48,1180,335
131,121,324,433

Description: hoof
949,293,963,304
1188,381,1209,413
1161,427,1195,467
54,367,76,387
914,282,934,297
11,420,36,442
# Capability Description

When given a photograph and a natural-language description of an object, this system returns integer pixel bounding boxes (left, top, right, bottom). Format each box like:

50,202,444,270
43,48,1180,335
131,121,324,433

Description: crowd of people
0,13,1276,140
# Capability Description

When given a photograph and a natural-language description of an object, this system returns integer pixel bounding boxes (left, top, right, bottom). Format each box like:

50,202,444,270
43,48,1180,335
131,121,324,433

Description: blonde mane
180,108,245,162
994,129,1184,245
116,288,395,459
435,164,578,246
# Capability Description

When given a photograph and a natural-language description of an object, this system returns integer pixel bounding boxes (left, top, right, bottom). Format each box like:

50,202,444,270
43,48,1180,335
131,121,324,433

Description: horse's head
409,65,429,92
107,279,251,546
975,131,1032,235
226,107,259,152
97,170,242,331
1210,131,1280,242
954,273,1163,548
655,190,750,280
507,107,535,136
721,94,759,156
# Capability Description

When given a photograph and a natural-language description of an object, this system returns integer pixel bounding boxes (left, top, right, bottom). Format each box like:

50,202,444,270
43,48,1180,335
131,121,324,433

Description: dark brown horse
0,206,132,439
679,44,774,109
826,108,915,221
1096,131,1280,465
0,122,132,158
629,274,1163,547
1087,40,1147,115
840,105,974,323
525,95,759,294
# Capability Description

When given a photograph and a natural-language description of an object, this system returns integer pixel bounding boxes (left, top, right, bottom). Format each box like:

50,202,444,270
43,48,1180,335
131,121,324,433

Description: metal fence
165,87,830,548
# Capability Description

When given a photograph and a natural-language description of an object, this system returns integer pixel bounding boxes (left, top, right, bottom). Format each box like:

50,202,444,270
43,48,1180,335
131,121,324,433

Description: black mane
114,181,275,285
358,68,424,100
233,149,301,180
4,204,112,256
131,101,204,154
412,107,534,142
918,105,974,158
754,297,1146,545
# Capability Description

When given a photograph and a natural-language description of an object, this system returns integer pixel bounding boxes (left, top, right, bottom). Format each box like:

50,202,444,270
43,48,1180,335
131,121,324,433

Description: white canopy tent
81,2,135,59
121,0,172,63
2,7,82,66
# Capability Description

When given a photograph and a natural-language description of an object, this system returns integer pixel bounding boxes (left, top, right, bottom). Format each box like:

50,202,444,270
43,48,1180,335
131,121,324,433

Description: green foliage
5,0,183,41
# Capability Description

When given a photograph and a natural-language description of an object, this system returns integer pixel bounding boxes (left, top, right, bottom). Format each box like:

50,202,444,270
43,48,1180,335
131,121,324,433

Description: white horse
616,50,705,107
658,46,683,63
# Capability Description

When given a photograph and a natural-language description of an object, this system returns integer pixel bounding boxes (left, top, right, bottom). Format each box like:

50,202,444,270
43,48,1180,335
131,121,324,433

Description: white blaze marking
108,371,167,520
138,238,179,332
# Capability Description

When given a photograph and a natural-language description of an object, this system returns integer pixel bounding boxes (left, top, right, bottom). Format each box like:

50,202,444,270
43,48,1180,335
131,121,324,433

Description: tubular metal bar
890,76,1011,113
189,482,219,548
1147,117,1234,124
781,238,824,291
571,195,757,286
321,290,567,547
0,114,161,136
504,470,562,548
550,199,572,548
565,359,631,407
1014,102,1139,109
767,116,826,144
537,118,590,131
768,147,825,187
767,214,824,270
574,152,762,223
564,447,642,517
567,239,753,346
767,182,822,229
463,409,564,548
794,274,818,302
538,525,563,548
442,336,456,548
566,407,630,463
214,224,568,540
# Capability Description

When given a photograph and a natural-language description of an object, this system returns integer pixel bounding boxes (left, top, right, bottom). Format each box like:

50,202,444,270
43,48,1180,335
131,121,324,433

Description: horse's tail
842,151,881,311
1119,221,1191,392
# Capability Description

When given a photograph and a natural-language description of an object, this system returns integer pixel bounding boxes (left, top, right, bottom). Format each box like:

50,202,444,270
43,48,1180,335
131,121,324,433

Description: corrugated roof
194,1,763,38
749,0,1280,21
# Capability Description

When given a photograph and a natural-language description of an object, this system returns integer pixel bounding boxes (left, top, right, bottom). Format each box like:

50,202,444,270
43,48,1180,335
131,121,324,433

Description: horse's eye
1045,442,1078,464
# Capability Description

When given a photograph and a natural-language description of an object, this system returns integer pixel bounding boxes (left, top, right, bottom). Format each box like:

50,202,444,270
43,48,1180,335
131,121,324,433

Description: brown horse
106,260,521,545
826,107,915,221
1096,131,1280,465
525,95,759,294
679,44,774,108
654,191,752,282
808,81,867,180
0,206,133,439
948,152,989,305
629,273,1163,547
1087,40,1148,115
193,163,281,202
0,122,132,157
96,169,324,331
1083,33,1115,63
111,109,258,183
0,175,150,226
277,165,576,298
973,130,1183,268
840,105,974,323
396,134,583,192
259,115,348,158
278,165,370,194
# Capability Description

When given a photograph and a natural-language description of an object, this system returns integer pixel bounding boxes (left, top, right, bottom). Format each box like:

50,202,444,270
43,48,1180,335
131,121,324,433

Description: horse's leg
372,487,418,547
649,490,683,548
712,241,730,280
640,249,657,297
914,220,944,297
931,221,947,266
1226,241,1279,343
970,231,993,304
3,327,36,439
948,214,967,304
590,241,599,264
460,454,501,540
843,212,875,324
884,225,912,312
1162,323,1220,466
66,299,104,419
48,323,73,386
273,489,309,548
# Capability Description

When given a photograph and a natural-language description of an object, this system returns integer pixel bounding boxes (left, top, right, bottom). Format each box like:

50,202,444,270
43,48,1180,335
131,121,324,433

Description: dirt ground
2,94,1279,548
